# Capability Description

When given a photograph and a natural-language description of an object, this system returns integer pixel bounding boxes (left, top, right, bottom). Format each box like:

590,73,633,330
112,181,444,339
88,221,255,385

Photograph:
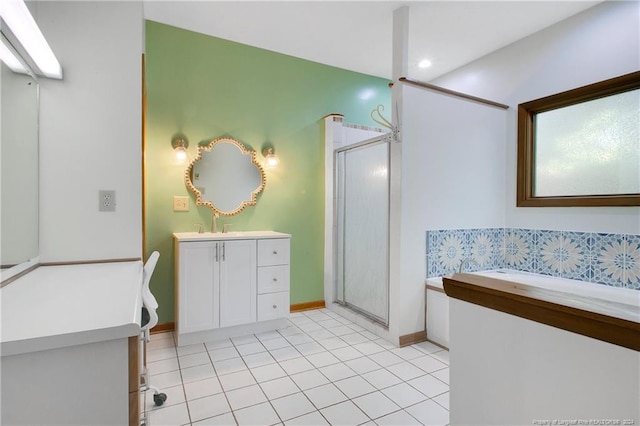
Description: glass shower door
335,138,389,325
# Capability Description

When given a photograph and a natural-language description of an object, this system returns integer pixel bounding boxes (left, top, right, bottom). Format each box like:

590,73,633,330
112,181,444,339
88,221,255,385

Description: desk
1,261,143,425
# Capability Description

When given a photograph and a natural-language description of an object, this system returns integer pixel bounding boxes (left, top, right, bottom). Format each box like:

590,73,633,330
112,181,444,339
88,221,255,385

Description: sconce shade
172,137,189,162
175,146,188,162
262,147,280,169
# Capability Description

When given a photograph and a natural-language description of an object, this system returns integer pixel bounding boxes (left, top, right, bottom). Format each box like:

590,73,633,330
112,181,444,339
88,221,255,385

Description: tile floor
143,309,449,426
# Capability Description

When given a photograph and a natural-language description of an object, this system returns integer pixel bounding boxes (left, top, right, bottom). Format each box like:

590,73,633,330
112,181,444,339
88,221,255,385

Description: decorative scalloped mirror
185,136,266,216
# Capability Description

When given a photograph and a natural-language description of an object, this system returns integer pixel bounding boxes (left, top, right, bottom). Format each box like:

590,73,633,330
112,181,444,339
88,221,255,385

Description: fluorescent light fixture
0,0,62,79
418,59,432,68
0,37,27,74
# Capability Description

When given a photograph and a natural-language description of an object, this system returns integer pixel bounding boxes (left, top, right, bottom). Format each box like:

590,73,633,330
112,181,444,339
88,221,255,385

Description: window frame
517,71,640,207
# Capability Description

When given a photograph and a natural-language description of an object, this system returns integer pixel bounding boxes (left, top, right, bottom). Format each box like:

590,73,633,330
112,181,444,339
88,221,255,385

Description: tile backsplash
426,228,640,290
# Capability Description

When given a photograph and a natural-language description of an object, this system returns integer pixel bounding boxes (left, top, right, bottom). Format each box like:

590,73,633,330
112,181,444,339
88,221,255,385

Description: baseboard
425,338,449,351
151,322,175,334
151,303,326,333
399,330,427,347
290,300,326,312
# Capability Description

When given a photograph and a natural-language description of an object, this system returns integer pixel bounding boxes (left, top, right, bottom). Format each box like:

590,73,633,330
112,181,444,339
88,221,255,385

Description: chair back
141,251,160,332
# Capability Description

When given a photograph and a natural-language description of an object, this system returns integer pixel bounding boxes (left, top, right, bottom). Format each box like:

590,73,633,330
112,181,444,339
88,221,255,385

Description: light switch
173,196,189,211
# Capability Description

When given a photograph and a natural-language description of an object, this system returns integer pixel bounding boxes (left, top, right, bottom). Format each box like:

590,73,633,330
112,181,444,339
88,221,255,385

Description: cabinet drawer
257,292,289,321
257,265,289,294
257,239,290,266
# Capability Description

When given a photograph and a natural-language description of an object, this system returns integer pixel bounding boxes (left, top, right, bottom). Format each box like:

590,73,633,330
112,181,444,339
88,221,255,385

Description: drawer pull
272,304,277,309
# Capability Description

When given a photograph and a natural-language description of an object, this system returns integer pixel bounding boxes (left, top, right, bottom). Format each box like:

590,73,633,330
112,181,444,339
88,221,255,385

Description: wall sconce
0,0,63,79
262,147,280,169
171,137,189,163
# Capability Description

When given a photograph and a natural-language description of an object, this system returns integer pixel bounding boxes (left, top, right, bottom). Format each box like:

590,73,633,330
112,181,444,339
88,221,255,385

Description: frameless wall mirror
517,71,640,207
1,0,64,282
1,59,39,276
185,136,266,216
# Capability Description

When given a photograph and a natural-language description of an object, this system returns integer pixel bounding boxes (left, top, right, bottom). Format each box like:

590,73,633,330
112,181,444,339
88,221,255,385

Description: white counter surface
174,231,291,241
425,277,444,290
1,261,143,356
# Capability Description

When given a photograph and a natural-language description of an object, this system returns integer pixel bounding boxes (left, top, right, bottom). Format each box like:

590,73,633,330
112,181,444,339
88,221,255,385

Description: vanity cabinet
257,239,291,321
174,232,290,346
177,240,256,333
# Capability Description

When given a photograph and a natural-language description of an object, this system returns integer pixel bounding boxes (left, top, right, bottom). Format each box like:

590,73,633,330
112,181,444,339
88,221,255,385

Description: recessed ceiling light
418,59,432,68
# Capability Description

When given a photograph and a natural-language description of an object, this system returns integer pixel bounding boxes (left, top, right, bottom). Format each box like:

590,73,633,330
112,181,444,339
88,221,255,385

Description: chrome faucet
458,258,479,273
211,213,219,233
222,223,233,234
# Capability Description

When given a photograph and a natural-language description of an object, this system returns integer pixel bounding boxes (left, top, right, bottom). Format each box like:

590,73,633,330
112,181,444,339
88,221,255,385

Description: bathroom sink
173,231,290,241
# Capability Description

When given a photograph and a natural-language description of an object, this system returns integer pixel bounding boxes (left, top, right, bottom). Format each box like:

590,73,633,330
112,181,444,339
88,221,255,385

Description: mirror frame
184,136,266,216
517,71,640,207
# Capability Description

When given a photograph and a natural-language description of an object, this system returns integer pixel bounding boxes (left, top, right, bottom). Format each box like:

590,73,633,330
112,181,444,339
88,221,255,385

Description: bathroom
1,1,638,425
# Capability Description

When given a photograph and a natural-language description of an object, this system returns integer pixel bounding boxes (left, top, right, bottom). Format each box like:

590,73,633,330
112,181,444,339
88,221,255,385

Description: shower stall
334,136,390,325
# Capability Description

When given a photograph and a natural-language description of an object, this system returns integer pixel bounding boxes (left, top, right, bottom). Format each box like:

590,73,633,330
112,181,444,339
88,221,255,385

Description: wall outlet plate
99,190,116,212
173,196,189,212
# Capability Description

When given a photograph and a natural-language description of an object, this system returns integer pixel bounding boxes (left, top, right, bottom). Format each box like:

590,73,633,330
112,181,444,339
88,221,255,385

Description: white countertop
425,277,444,290
174,231,291,241
1,261,143,356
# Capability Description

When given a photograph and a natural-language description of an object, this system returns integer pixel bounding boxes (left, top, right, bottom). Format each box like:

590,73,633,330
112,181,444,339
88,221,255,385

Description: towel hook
371,104,400,143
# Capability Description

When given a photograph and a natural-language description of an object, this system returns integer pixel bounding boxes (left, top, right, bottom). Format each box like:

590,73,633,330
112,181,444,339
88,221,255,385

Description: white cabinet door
178,241,219,333
219,240,257,328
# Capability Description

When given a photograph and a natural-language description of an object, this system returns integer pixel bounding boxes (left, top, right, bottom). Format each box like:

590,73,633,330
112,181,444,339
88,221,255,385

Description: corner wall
391,85,508,340
432,0,640,235
145,21,391,324
36,1,144,261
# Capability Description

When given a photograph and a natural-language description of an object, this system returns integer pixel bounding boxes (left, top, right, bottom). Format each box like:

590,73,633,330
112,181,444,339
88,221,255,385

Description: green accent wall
145,21,391,324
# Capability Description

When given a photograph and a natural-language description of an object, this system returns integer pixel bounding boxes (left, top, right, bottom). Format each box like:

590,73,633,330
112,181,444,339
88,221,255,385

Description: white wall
450,298,640,425
432,0,640,235
35,1,144,261
391,85,508,338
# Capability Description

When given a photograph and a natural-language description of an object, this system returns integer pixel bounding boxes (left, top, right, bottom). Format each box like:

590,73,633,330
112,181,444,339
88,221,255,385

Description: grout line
232,333,285,425
147,309,450,425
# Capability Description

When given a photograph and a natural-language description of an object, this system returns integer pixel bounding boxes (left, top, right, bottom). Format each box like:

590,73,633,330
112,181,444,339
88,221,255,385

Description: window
517,71,640,207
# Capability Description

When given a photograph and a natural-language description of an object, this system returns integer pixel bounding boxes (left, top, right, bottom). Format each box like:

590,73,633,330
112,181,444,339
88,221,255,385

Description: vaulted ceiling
144,1,602,81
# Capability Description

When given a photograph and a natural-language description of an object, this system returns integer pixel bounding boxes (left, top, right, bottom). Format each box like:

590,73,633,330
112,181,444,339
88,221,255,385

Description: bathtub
472,269,640,324
426,269,639,350
443,269,640,425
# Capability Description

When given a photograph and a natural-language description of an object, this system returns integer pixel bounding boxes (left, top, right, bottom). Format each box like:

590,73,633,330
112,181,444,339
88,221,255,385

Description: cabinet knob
273,250,278,255
272,304,277,309
273,278,278,282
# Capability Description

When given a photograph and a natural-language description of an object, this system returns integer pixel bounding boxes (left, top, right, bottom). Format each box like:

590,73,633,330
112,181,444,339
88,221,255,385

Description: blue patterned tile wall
426,228,640,290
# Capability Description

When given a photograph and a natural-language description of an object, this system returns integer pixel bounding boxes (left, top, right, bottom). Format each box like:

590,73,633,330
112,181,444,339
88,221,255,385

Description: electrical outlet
99,190,116,212
173,196,189,212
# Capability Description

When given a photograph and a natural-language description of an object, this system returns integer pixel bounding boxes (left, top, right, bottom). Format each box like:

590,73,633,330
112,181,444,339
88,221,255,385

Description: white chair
140,251,167,407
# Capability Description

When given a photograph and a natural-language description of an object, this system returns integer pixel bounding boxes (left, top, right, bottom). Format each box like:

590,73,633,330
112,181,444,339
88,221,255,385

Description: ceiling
143,0,602,82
